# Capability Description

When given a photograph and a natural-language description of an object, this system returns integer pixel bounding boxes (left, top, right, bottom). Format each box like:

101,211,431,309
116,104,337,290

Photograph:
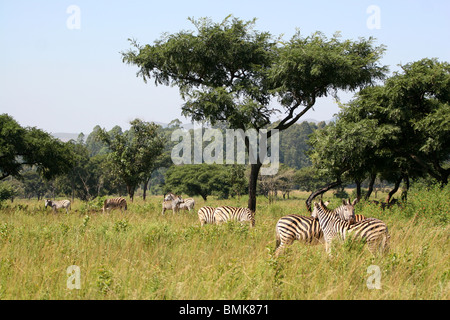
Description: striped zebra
164,192,181,201
178,198,195,212
324,199,366,224
197,206,216,226
102,197,127,213
45,199,71,214
214,206,255,228
274,200,365,257
312,200,390,255
274,215,322,257
162,195,183,215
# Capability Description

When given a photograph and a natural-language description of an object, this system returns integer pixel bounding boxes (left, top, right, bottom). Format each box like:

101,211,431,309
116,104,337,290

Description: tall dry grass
0,185,448,300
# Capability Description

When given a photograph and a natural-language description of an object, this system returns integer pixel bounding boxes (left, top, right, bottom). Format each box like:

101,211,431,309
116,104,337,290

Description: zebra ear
352,198,358,206
342,199,347,205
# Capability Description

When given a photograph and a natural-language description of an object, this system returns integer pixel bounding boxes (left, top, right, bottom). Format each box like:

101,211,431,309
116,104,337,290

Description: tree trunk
142,177,151,201
355,180,362,202
306,178,342,211
386,177,402,204
127,184,135,202
365,173,376,200
401,174,410,203
248,162,262,212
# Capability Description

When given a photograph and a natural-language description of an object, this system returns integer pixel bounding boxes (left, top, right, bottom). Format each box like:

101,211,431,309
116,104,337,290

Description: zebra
323,199,366,224
274,200,366,257
45,199,71,214
197,206,216,226
214,206,255,228
161,195,183,215
312,200,390,255
178,198,195,212
164,192,181,201
102,197,127,213
274,215,322,257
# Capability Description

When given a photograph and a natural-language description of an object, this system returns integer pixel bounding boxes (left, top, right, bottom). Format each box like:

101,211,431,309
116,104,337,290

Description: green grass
0,185,448,300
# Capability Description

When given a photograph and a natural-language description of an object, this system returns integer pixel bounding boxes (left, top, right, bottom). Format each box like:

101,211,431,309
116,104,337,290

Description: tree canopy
98,119,165,201
306,58,450,208
0,114,74,182
122,15,387,211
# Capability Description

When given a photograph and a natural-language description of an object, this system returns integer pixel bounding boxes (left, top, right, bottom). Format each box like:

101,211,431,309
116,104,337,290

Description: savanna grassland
0,185,448,300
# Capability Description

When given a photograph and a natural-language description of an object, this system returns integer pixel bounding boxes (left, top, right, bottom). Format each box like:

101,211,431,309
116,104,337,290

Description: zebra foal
45,199,71,214
214,206,255,228
197,206,216,226
102,197,127,213
312,200,390,255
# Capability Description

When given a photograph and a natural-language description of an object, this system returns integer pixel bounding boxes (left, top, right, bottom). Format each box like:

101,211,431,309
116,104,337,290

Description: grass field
0,185,448,300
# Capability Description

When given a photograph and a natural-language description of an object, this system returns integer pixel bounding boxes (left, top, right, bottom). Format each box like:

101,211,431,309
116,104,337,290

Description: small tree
164,164,232,201
98,119,165,201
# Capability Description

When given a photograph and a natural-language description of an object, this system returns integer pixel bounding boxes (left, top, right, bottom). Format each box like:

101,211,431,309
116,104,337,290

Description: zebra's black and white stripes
45,199,71,214
274,200,363,257
163,193,195,213
162,196,183,215
274,215,322,257
312,200,390,255
179,198,195,212
214,206,255,227
102,197,127,213
197,206,216,226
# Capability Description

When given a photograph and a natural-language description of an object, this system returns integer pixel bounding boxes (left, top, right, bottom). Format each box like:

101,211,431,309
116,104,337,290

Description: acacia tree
98,119,165,201
122,16,387,211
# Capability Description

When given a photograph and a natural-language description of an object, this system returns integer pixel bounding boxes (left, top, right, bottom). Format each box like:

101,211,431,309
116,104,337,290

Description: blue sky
0,0,449,134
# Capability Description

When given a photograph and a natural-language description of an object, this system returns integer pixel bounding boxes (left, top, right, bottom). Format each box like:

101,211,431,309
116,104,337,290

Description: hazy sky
1,0,449,134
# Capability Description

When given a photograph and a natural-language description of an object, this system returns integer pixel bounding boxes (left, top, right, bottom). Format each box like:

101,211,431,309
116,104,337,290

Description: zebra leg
274,244,285,258
274,239,293,258
325,241,332,256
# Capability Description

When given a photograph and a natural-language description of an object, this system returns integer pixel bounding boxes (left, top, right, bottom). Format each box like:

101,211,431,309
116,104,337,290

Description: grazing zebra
274,200,364,257
45,199,71,214
102,197,127,213
214,206,255,228
312,200,390,255
161,195,183,215
274,215,322,257
178,198,195,212
197,206,216,226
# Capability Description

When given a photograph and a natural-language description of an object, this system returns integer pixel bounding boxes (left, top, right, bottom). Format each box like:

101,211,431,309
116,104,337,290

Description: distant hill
52,132,80,142
51,118,332,142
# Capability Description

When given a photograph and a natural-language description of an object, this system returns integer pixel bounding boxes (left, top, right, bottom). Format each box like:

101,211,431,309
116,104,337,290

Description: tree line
0,114,327,203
